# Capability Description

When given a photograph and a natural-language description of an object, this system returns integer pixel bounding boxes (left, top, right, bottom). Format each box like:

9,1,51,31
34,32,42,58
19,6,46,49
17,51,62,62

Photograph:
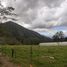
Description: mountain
0,21,51,45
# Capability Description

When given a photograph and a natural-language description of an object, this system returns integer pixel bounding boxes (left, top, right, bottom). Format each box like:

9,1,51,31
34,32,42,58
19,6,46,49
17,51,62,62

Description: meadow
0,45,67,67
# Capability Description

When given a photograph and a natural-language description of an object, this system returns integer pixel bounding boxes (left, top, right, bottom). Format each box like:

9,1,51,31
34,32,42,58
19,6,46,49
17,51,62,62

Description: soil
0,53,18,67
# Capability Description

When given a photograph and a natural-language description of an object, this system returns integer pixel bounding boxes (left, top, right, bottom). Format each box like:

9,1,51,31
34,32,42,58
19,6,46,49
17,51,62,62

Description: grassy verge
0,45,67,67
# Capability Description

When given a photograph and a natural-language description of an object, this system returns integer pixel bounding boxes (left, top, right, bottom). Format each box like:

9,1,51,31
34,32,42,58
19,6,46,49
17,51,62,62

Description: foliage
0,21,48,45
0,0,17,23
53,31,64,42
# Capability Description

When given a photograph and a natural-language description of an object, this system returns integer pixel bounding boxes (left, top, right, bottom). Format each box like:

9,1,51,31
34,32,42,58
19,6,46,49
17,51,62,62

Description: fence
0,45,40,67
0,45,67,67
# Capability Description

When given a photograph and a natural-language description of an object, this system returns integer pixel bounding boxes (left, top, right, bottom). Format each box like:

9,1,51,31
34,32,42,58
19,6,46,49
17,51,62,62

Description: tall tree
53,31,64,45
0,0,17,23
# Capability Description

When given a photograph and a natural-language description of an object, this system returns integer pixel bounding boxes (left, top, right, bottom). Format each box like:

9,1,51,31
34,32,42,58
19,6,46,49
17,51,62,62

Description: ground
0,45,67,67
0,53,18,67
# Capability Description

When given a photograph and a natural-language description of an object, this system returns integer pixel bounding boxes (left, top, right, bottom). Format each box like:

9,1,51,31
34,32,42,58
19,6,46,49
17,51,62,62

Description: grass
0,45,67,67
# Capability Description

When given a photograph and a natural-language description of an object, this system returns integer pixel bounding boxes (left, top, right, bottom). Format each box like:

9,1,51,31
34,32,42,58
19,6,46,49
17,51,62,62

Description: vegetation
53,31,64,42
0,45,67,67
0,21,51,45
0,0,17,23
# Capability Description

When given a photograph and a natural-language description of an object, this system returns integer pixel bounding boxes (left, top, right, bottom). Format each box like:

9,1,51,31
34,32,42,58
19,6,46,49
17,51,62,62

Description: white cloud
30,0,67,29
1,0,67,35
31,6,58,28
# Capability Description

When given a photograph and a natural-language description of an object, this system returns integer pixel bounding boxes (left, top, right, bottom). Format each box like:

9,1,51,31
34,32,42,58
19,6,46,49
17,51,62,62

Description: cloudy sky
1,0,67,37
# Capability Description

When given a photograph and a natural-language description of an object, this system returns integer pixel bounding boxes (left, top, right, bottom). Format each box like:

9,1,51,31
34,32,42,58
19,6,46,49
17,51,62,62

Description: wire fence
0,45,40,67
0,45,67,67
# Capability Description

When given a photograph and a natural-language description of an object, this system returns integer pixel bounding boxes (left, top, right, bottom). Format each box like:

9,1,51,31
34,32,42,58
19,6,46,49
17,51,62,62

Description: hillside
0,21,51,45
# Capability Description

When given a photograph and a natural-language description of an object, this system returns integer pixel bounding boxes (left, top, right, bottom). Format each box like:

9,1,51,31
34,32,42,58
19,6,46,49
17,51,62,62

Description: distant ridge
0,21,51,45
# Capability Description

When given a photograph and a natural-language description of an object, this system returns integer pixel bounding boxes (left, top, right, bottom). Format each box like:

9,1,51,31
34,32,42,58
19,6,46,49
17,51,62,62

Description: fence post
1,47,3,55
30,45,33,67
11,48,14,58
11,48,16,58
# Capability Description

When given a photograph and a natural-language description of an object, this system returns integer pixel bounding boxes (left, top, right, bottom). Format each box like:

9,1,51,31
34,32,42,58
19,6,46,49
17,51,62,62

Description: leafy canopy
0,0,17,23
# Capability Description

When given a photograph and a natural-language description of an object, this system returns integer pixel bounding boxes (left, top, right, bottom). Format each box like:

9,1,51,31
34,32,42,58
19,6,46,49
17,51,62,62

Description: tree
0,0,17,23
53,31,64,45
65,37,67,41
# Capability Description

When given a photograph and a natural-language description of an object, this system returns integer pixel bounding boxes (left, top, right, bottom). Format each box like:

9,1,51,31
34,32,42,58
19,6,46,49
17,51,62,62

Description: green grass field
0,45,67,67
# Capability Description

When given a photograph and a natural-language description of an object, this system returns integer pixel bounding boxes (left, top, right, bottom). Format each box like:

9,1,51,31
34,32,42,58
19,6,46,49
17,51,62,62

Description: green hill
0,21,51,45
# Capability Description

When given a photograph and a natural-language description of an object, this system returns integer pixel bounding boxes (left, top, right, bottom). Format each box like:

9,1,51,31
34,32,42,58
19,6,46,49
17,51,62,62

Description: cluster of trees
52,31,67,42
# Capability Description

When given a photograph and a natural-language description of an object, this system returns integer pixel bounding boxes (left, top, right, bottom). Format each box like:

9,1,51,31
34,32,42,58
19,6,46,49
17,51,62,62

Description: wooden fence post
11,48,14,58
30,45,33,67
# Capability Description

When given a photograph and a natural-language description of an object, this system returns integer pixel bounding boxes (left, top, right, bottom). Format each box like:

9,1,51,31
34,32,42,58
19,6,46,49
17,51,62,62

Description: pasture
0,44,67,67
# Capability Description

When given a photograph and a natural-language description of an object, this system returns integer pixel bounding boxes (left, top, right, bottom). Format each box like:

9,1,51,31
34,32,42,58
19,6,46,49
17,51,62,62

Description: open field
0,45,67,67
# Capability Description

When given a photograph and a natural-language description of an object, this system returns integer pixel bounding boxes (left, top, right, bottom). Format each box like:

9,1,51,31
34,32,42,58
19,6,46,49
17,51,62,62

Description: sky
1,0,67,37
